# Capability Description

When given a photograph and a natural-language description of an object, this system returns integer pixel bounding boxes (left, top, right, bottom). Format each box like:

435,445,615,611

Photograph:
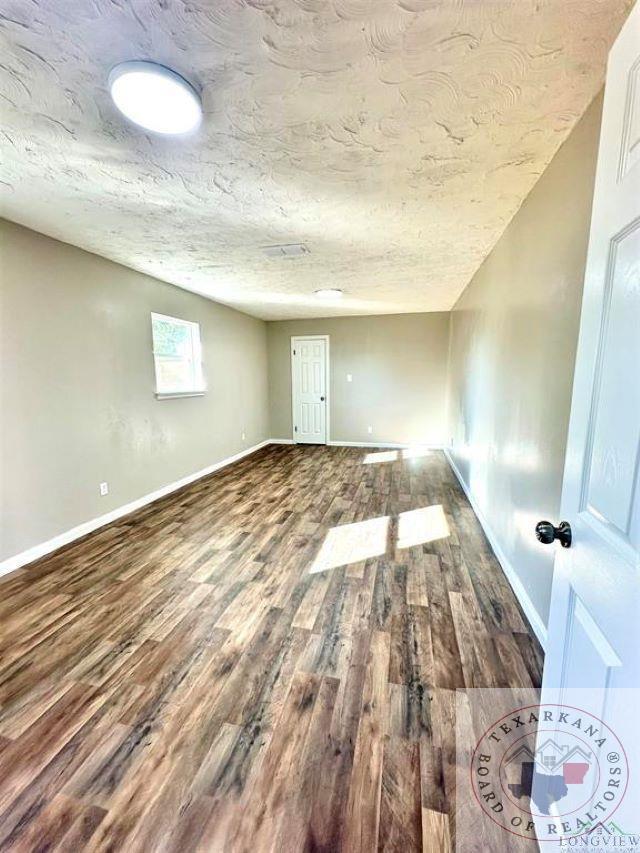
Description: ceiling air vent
261,243,310,258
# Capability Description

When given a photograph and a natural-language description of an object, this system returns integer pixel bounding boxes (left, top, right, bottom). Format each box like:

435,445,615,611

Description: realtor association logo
470,704,629,841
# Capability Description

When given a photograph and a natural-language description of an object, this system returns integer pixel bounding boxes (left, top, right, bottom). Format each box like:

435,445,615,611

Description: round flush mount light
108,61,202,134
315,288,344,300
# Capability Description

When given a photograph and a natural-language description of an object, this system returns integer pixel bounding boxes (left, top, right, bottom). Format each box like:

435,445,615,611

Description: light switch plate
346,374,352,382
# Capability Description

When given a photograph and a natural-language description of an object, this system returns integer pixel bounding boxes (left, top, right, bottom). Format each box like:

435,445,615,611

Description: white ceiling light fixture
108,61,202,135
315,288,344,300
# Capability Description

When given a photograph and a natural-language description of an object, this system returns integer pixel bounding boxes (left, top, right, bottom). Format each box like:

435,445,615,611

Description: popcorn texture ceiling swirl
0,0,631,319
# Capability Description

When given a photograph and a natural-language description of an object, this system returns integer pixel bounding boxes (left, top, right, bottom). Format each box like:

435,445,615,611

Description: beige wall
268,313,450,446
1,92,602,608
447,93,603,633
0,220,269,561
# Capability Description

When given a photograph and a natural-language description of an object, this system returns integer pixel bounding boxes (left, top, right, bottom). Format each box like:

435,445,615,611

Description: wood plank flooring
0,445,543,852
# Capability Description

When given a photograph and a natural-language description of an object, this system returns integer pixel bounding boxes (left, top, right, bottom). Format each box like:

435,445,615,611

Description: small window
151,312,204,398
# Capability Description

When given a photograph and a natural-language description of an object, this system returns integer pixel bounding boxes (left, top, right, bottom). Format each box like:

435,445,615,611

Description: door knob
535,520,572,548
320,396,325,401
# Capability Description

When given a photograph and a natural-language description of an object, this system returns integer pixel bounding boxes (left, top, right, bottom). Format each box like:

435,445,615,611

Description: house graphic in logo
588,822,616,838
581,821,640,843
536,739,569,770
470,703,630,842
505,740,593,814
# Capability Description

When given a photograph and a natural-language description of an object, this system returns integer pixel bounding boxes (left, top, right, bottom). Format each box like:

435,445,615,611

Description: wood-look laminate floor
0,445,543,852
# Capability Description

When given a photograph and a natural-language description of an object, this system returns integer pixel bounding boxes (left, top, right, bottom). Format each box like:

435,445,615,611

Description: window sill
155,391,205,400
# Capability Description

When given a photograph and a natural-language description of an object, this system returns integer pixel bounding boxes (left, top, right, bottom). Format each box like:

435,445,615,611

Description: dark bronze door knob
535,520,572,548
320,396,325,401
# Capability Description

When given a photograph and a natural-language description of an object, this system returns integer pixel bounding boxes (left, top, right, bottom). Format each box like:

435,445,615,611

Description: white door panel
582,222,640,536
539,3,640,841
292,337,327,444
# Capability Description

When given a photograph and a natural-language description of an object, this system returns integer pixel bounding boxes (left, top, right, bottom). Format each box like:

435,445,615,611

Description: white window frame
151,312,205,400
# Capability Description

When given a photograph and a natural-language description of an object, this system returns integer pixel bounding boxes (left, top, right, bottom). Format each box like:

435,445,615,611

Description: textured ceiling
0,0,631,319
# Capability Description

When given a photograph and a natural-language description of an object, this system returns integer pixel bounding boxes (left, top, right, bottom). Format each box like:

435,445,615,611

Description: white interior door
291,336,328,444
537,3,640,840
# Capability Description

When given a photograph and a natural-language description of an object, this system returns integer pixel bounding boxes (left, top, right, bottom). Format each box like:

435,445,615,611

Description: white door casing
291,336,329,444
540,1,640,838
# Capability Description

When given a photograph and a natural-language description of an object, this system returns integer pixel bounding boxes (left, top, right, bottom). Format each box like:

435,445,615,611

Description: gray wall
1,89,602,604
0,220,269,561
267,313,450,446
447,93,603,632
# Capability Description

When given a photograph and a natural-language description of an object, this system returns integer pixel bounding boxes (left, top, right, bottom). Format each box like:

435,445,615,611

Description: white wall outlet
346,373,352,382
367,425,373,435
99,482,109,496
241,431,246,441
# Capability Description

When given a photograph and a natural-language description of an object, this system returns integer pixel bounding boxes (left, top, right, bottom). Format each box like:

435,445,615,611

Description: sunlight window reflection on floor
397,505,450,548
362,450,398,464
402,447,432,460
310,515,390,573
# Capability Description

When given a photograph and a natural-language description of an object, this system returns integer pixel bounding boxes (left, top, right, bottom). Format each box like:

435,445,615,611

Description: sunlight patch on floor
362,446,434,464
402,446,432,460
363,450,398,464
397,504,450,548
310,515,390,573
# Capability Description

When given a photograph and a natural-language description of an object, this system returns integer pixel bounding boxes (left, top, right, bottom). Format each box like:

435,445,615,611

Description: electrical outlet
367,425,373,435
99,482,109,496
241,431,246,441
346,374,352,382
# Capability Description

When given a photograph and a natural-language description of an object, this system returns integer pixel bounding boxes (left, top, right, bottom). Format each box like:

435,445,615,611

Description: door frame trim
290,335,330,445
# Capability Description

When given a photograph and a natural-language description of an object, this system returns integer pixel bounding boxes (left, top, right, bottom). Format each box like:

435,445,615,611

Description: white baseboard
444,449,548,650
0,439,274,578
328,440,445,449
270,437,444,450
3,433,540,666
